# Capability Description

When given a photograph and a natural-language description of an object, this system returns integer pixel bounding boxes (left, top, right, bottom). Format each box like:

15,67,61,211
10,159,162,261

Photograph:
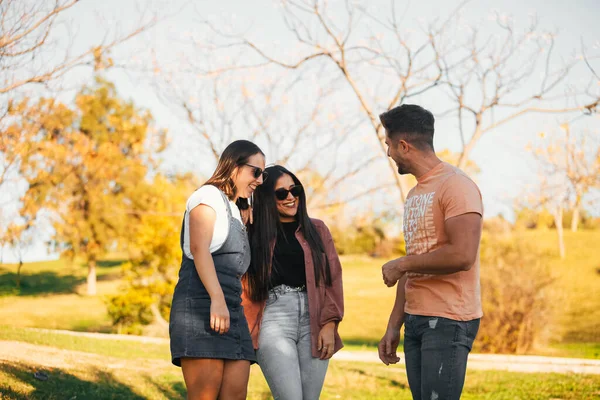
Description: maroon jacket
242,218,344,358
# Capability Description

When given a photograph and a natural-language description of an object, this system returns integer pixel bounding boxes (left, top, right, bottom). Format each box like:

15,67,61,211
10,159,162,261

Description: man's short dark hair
379,104,435,150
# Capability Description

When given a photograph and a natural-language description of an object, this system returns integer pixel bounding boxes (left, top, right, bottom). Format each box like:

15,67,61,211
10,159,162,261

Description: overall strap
218,190,233,221
179,212,186,250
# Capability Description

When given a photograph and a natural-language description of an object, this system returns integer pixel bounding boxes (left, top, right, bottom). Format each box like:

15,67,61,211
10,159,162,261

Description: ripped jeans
403,314,480,400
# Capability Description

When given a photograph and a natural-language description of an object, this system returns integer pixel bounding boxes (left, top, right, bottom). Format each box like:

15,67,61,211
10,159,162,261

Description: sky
2,0,599,262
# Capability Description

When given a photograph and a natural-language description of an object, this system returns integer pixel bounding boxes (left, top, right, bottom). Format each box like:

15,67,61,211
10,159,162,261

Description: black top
270,220,306,288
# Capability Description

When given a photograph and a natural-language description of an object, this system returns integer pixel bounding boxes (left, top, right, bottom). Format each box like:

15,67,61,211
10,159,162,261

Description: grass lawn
1,326,599,400
515,230,600,343
337,231,600,358
0,259,122,332
0,230,598,358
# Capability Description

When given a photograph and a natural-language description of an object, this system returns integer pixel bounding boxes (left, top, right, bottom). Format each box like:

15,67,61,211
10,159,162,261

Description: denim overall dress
169,190,256,366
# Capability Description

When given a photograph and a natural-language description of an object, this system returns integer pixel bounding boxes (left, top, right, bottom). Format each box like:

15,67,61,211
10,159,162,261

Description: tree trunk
87,259,97,296
150,303,169,328
16,259,23,290
554,206,566,259
571,206,580,232
457,118,483,170
571,197,581,232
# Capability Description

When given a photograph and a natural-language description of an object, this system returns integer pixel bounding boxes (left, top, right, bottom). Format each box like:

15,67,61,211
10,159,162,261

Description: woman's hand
317,321,336,360
210,297,230,334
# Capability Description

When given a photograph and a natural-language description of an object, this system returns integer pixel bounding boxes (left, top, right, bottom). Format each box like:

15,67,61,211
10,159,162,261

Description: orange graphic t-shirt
403,162,483,321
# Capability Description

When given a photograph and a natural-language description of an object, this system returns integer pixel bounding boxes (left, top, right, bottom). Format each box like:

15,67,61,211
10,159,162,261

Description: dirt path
13,328,600,375
333,350,600,374
0,340,171,373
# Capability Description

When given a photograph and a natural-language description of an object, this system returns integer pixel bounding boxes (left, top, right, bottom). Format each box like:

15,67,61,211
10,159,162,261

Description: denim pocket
465,319,480,344
265,292,279,307
187,298,213,337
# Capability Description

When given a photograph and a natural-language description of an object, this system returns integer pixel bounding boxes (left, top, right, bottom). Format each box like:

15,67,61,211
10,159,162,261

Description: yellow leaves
11,79,166,264
92,47,115,71
241,84,252,99
437,148,480,175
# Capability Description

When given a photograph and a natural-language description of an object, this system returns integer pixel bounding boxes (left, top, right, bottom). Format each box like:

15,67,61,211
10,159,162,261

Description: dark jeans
403,314,480,400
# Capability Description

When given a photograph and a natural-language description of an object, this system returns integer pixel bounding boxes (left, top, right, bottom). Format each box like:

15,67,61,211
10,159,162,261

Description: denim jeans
256,285,329,400
403,314,480,400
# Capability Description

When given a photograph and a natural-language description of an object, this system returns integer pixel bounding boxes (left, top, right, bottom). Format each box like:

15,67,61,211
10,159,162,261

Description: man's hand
382,259,405,287
378,327,401,365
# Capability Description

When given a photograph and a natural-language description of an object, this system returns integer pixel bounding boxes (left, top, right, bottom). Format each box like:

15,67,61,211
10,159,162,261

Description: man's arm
378,274,407,365
383,212,482,285
386,274,407,330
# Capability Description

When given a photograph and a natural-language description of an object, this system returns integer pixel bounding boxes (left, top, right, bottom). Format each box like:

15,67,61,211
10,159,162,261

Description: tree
15,79,166,295
4,224,34,289
530,125,600,232
152,55,377,213
0,0,156,95
0,0,156,252
107,173,195,334
517,175,569,258
186,0,599,206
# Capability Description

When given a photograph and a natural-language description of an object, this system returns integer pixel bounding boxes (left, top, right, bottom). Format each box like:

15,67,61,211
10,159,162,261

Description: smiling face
275,173,300,222
232,152,266,200
385,131,411,175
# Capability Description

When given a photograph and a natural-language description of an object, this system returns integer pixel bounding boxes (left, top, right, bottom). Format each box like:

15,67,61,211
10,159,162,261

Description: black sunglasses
244,163,268,181
275,185,303,201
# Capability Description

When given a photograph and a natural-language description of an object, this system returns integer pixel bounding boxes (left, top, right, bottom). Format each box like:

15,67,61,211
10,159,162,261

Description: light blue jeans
256,284,329,400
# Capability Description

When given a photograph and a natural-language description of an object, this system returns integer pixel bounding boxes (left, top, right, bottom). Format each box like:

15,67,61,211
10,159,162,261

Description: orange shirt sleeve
439,174,483,220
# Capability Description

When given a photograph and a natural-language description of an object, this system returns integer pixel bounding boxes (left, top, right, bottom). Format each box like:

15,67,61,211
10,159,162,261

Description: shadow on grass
0,362,146,400
97,260,126,268
70,321,115,334
0,271,84,297
145,375,187,399
343,337,405,348
0,260,127,297
347,366,409,389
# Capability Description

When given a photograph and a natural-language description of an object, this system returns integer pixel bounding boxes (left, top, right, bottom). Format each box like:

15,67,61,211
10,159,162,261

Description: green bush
329,219,404,257
515,207,600,230
106,287,154,335
475,233,556,354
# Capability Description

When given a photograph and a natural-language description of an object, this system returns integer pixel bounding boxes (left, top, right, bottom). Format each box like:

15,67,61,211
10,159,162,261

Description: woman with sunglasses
242,165,344,400
169,140,268,400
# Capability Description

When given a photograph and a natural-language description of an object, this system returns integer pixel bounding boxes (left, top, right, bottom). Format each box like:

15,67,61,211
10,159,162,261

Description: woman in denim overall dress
170,140,266,400
242,165,344,400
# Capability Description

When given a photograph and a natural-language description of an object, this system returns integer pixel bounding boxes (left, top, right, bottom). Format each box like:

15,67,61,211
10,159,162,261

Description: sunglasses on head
244,163,268,181
275,185,303,201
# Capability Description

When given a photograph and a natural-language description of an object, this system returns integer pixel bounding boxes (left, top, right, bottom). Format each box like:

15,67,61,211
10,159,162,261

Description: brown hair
204,140,265,200
379,104,435,151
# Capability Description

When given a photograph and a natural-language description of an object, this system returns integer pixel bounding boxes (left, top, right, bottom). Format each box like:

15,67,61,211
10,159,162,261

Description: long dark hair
204,140,264,201
246,165,332,302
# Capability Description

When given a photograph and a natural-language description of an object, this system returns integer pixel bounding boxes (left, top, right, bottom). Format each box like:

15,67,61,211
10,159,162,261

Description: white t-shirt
183,185,242,258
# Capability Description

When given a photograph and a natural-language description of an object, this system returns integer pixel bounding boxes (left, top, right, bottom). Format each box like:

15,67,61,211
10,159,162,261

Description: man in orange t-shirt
377,104,483,400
